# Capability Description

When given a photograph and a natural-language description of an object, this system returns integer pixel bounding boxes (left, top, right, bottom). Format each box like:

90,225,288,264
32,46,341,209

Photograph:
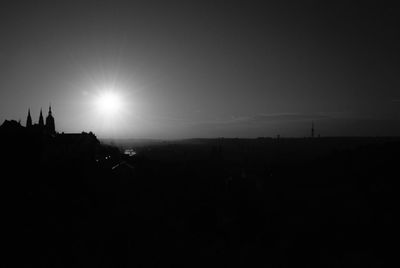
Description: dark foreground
1,133,397,267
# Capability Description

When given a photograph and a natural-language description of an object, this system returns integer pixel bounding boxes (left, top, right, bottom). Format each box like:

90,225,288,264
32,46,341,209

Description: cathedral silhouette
26,105,55,135
1,104,102,163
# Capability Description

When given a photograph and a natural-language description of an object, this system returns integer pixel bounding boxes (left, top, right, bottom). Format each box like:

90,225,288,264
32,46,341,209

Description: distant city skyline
1,1,399,138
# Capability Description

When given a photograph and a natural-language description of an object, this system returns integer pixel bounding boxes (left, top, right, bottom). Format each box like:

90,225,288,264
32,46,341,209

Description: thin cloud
219,113,332,125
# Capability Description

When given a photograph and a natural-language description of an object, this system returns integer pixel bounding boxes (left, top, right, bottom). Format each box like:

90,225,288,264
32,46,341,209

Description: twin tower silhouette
26,105,55,135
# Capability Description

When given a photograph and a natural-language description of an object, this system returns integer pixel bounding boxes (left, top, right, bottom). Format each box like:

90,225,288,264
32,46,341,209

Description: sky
1,1,399,138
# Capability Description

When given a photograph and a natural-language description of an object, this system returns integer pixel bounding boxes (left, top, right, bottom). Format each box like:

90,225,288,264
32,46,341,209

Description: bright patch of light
76,69,144,138
95,91,123,117
87,86,133,137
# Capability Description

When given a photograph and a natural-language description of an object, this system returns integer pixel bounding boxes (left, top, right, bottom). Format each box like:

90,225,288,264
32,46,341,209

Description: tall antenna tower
311,121,315,138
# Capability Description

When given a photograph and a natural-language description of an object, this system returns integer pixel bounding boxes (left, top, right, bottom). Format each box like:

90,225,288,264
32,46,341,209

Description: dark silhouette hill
1,122,397,267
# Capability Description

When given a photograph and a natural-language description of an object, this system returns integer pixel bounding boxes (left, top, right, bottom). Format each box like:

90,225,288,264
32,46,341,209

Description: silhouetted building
45,105,55,134
38,109,44,127
0,119,23,132
1,113,101,164
1,105,124,166
26,109,32,128
25,105,56,135
52,132,100,162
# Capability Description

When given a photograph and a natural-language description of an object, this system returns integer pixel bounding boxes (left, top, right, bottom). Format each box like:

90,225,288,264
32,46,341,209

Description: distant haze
1,1,400,138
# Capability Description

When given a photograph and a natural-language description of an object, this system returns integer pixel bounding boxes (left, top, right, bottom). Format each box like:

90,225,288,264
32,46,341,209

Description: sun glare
95,91,123,117
85,81,135,137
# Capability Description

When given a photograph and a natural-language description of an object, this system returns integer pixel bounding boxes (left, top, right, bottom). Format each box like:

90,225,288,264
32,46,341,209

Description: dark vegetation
1,122,397,267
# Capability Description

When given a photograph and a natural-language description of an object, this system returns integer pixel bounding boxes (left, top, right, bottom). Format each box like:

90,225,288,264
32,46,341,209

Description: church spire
38,108,44,127
46,104,55,134
26,109,32,128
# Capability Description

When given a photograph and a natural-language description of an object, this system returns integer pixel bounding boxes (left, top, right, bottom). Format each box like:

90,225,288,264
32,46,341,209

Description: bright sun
94,91,123,117
90,88,132,137
80,73,137,137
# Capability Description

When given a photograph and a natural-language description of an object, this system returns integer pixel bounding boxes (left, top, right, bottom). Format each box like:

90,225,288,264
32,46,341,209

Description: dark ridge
1,120,397,267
